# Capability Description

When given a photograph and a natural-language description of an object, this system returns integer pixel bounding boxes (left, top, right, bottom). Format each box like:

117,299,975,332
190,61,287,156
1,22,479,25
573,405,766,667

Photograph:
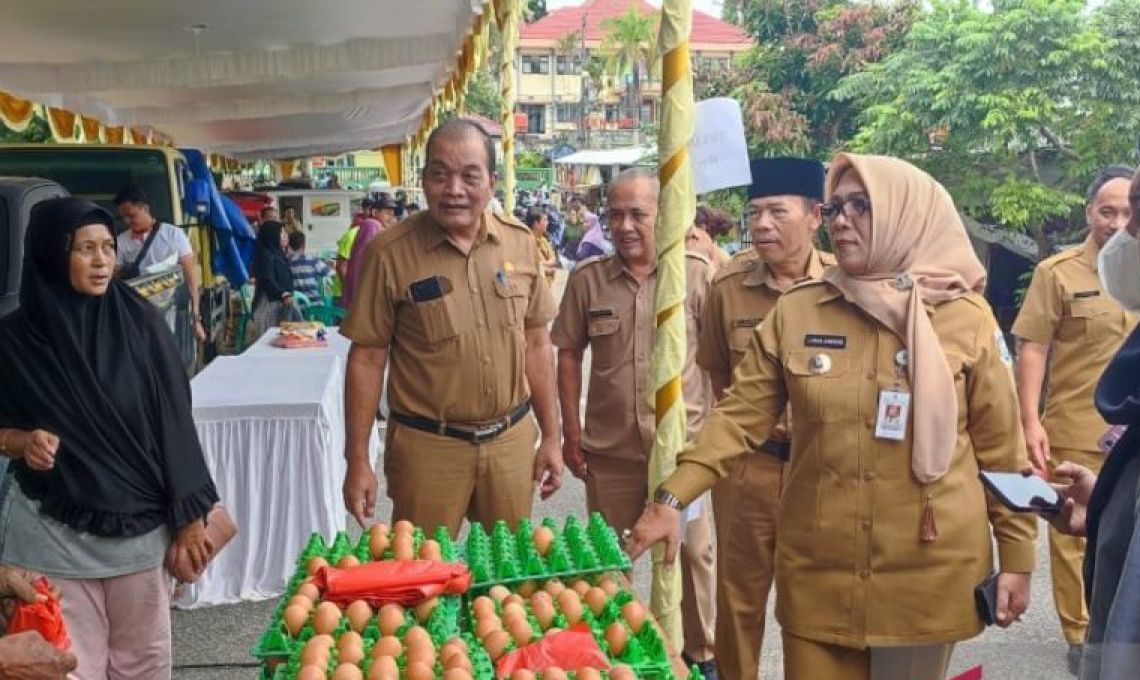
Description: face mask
1099,228,1140,312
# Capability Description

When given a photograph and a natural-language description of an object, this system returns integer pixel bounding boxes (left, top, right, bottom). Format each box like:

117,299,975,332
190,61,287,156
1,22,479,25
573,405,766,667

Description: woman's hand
14,430,60,471
1049,462,1097,537
173,519,212,577
995,571,1031,627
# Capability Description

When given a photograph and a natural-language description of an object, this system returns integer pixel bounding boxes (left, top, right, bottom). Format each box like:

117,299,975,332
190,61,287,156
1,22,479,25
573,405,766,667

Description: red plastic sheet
314,560,471,607
950,667,982,680
7,577,70,651
495,624,610,677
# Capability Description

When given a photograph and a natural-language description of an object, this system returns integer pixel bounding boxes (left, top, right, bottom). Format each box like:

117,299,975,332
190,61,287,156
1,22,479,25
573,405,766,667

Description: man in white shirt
113,185,206,342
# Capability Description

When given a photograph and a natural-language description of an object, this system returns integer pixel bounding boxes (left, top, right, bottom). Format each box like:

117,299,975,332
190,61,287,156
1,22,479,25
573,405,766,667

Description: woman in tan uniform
628,154,1037,680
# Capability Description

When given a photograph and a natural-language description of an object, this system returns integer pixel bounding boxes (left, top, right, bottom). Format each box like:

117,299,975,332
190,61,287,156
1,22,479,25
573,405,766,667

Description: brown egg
511,670,535,680
556,590,583,625
442,636,468,655
345,600,372,633
339,642,366,666
404,625,431,650
532,599,556,630
414,597,438,623
297,664,328,680
338,555,361,569
371,635,402,659
443,652,472,672
392,534,415,561
369,524,390,559
406,661,434,680
405,632,436,665
543,668,568,680
419,539,442,561
333,663,364,680
309,634,336,650
472,595,496,620
502,602,526,621
307,556,329,576
368,655,399,680
530,590,553,607
609,666,635,680
570,580,591,597
597,578,620,597
338,631,364,653
516,580,538,597
575,667,601,680
283,603,309,637
393,519,415,535
502,594,526,609
300,640,331,667
377,604,406,636
297,581,322,602
439,642,463,665
289,595,314,612
508,618,534,646
489,585,511,602
483,629,512,661
583,588,608,616
620,601,647,634
475,616,502,640
532,526,555,556
604,623,628,656
444,668,473,680
313,601,342,635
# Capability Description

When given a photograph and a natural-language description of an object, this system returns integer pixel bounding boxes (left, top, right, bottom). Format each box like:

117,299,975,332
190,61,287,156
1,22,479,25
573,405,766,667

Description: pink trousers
55,567,172,680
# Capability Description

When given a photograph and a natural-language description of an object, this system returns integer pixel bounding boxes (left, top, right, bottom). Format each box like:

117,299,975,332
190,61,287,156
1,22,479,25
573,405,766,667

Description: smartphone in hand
979,471,1062,515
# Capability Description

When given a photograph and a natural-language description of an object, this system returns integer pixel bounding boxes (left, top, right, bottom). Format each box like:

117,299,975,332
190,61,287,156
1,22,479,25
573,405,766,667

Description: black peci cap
748,157,825,201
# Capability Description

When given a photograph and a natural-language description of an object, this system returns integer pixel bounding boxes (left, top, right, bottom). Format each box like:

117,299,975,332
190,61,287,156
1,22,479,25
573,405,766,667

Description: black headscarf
253,220,294,304
0,197,217,537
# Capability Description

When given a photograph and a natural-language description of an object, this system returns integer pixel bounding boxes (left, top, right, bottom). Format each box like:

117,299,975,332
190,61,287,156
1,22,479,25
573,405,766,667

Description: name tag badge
875,388,911,441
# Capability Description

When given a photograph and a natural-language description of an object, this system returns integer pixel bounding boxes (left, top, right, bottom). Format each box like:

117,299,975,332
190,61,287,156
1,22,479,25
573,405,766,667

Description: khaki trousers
584,453,717,661
1048,447,1105,643
711,452,784,680
383,416,538,538
782,634,954,680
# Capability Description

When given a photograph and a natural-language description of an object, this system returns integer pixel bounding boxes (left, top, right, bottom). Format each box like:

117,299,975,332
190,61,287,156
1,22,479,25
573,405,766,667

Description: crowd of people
1,115,1138,680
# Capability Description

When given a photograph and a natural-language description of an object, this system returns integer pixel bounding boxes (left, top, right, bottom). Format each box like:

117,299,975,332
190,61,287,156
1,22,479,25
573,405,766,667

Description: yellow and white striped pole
649,0,694,653
497,0,519,215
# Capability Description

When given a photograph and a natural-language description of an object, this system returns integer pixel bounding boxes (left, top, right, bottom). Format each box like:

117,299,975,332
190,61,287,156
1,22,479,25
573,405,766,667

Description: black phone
975,572,1000,626
979,471,1061,515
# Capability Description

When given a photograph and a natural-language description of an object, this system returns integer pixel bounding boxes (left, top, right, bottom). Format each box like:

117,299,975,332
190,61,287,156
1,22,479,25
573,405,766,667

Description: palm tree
599,5,659,123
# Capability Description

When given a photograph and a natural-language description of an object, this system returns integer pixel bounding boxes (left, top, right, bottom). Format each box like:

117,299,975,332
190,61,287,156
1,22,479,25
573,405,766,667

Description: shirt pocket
1059,296,1113,341
783,349,855,423
587,316,622,368
493,273,531,329
412,294,459,344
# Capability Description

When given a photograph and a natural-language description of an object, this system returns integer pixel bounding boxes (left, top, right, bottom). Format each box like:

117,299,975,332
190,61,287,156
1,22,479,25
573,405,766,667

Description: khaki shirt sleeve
550,270,589,351
1011,263,1060,345
340,242,396,347
697,281,730,377
969,310,1038,573
663,303,786,504
689,260,711,339
524,238,558,329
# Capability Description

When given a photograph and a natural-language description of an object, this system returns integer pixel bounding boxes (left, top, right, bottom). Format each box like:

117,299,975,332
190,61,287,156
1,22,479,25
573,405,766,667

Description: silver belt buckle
470,423,504,443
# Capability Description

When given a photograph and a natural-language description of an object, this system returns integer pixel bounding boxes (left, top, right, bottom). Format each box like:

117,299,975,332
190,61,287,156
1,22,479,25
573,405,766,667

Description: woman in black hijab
0,197,217,678
249,220,301,342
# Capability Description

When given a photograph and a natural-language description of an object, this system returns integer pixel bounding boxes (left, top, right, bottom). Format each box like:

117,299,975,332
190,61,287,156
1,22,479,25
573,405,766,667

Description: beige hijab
823,153,986,485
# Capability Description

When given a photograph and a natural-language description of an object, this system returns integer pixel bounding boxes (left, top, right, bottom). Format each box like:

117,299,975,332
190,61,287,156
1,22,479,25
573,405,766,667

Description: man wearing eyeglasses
552,168,720,679
696,157,833,680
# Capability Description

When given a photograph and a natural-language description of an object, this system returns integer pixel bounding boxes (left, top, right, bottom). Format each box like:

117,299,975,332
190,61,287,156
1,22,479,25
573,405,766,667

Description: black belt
759,438,791,462
392,401,531,444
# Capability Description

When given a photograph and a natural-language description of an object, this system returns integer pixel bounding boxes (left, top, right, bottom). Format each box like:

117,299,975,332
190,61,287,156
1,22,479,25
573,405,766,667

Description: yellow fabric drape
0,92,37,132
276,160,297,180
649,0,695,653
381,145,404,186
106,126,126,145
46,107,78,142
498,0,519,214
131,127,152,145
80,116,104,143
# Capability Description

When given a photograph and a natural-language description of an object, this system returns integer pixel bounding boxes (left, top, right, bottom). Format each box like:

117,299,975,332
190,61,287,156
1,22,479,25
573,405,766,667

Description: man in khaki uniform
341,120,563,537
697,157,833,680
1012,165,1139,673
552,169,719,676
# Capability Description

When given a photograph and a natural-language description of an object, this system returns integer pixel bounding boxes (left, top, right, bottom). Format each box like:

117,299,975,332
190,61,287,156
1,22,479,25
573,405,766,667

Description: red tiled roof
520,0,751,47
460,114,503,137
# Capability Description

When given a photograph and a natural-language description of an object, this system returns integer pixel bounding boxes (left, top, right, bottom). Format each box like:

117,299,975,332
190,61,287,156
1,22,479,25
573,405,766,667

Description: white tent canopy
553,147,656,166
0,0,485,159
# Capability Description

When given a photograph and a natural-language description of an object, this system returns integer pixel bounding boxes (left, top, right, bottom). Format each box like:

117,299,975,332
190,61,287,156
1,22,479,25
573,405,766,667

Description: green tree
463,69,502,120
599,6,659,123
0,114,51,144
526,0,547,23
833,0,1140,253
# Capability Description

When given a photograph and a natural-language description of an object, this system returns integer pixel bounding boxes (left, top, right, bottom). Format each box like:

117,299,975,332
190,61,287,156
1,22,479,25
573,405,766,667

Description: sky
546,0,727,20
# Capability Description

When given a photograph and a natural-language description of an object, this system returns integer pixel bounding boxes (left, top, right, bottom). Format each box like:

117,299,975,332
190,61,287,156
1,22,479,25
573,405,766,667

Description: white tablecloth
179,352,377,608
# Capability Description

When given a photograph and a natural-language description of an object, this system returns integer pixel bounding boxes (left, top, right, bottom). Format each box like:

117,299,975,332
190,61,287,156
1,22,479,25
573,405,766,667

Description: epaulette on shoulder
1037,245,1083,271
574,254,612,270
494,211,531,233
711,249,759,283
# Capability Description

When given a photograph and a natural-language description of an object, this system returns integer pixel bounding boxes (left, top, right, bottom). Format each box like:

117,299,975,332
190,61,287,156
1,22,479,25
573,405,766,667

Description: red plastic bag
314,560,471,607
496,624,610,678
7,577,70,651
950,667,982,680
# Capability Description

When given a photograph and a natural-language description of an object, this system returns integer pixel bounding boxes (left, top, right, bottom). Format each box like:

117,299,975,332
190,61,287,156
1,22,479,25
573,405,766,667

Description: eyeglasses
821,195,872,222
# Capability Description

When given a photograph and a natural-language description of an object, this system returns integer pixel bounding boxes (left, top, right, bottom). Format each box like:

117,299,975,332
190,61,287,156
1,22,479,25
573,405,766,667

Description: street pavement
172,268,1079,680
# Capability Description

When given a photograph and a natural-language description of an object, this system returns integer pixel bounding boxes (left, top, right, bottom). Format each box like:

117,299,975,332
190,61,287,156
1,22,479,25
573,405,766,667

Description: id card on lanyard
875,349,911,441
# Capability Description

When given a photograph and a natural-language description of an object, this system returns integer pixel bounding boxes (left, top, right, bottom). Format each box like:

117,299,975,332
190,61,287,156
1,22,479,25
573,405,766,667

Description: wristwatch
653,487,685,511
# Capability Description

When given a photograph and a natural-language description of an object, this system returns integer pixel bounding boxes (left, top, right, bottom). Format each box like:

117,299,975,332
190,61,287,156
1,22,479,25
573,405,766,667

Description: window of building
556,55,581,75
604,104,620,122
521,104,547,134
556,102,582,123
521,54,550,75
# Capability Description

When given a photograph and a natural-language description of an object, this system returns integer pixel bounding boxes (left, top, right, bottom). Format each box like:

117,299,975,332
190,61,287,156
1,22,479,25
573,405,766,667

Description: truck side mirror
185,179,211,219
